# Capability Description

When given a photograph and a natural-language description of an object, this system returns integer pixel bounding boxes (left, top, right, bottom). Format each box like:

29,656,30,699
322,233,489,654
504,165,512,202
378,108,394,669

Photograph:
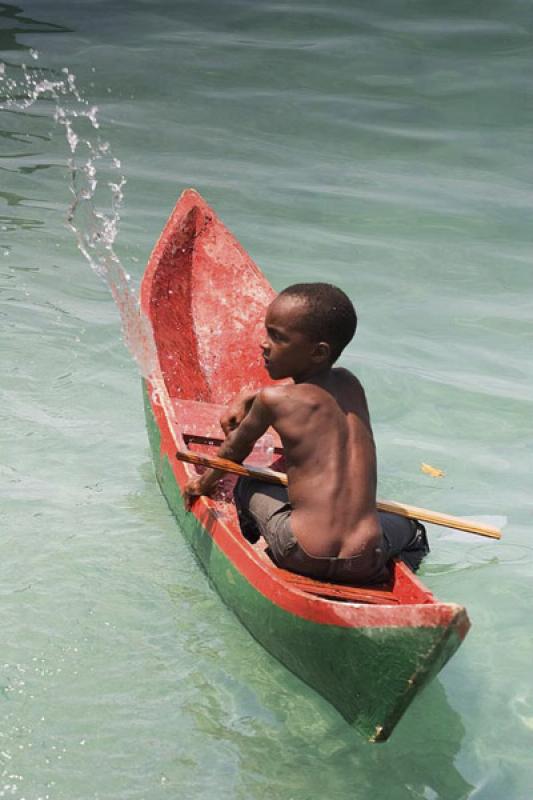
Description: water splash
0,56,158,382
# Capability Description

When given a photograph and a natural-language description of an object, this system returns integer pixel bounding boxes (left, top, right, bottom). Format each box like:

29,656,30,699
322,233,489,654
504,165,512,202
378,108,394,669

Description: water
1,1,532,797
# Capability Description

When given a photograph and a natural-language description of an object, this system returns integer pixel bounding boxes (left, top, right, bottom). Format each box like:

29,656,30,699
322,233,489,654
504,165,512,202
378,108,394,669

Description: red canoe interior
141,190,437,608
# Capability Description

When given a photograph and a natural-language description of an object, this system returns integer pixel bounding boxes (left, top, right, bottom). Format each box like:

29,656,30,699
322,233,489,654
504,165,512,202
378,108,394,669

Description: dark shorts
234,478,429,584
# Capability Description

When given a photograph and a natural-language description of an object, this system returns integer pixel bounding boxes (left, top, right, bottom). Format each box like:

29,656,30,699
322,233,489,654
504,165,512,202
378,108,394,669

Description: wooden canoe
140,188,470,742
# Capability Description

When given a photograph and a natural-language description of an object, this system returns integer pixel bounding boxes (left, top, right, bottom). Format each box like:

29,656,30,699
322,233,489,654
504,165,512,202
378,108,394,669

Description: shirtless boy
184,283,428,584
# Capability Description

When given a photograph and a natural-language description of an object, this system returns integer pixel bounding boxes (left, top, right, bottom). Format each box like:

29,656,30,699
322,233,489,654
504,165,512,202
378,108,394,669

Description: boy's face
262,295,328,381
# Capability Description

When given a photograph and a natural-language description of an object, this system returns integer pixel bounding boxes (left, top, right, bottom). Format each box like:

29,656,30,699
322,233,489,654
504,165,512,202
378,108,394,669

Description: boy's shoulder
332,365,357,381
257,383,294,407
256,368,365,409
256,383,313,416
337,364,367,385
332,366,368,401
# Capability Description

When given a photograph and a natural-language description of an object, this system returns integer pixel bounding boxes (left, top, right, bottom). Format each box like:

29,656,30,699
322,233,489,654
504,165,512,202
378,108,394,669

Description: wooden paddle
175,448,502,540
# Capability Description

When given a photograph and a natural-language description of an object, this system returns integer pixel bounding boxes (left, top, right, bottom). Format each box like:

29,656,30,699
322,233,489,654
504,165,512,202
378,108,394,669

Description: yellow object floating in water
421,462,445,478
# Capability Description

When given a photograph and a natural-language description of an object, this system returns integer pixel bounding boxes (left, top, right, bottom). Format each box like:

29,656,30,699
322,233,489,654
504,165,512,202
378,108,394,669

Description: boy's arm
184,391,275,508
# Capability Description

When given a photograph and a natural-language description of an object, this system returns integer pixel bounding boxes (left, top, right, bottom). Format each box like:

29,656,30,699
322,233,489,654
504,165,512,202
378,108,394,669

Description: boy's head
277,283,357,363
262,283,357,380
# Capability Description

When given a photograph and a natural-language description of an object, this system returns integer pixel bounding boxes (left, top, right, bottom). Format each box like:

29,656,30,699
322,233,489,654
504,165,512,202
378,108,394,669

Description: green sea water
1,2,532,798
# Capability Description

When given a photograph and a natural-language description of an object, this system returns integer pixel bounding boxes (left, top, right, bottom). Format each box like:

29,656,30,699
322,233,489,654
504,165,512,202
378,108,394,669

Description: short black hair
279,282,357,363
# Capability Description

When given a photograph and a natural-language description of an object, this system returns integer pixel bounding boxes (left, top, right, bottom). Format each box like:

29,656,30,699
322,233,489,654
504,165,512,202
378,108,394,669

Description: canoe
140,188,470,742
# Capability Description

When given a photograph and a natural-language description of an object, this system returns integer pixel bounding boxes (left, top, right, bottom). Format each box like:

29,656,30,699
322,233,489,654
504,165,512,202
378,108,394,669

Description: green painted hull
143,382,465,741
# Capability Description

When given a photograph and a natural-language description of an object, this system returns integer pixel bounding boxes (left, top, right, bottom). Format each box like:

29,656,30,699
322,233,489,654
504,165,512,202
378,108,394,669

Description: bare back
264,368,380,558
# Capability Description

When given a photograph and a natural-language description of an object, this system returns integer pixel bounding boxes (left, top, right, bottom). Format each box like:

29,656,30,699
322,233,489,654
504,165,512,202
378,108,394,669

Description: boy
184,283,428,584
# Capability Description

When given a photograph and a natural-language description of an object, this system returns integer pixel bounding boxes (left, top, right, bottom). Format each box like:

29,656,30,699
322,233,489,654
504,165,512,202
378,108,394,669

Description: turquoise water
1,2,532,798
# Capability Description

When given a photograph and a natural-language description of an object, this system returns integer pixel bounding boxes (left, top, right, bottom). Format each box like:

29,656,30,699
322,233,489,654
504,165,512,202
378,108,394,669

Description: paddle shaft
176,448,502,540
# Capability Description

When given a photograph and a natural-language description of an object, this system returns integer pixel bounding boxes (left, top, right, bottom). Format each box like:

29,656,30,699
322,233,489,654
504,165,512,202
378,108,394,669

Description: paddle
175,449,502,540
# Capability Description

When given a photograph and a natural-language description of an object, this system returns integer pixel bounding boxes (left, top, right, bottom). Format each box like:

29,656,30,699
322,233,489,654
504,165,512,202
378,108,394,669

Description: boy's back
260,367,381,559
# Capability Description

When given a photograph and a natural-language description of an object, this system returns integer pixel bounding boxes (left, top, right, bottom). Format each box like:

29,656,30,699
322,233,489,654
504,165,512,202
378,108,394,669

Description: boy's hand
183,476,213,510
220,390,257,436
220,407,242,436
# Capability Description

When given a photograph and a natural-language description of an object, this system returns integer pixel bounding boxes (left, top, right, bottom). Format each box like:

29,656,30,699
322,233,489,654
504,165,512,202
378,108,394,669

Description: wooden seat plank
276,567,398,605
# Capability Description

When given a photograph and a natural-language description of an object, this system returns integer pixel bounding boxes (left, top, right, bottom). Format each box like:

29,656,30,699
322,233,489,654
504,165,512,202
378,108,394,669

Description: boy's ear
313,341,331,363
